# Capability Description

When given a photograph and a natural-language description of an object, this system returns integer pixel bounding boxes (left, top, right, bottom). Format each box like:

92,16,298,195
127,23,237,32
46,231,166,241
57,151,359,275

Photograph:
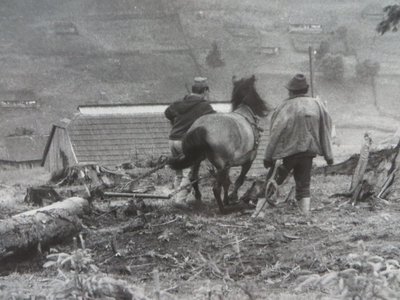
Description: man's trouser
169,140,191,202
274,154,314,200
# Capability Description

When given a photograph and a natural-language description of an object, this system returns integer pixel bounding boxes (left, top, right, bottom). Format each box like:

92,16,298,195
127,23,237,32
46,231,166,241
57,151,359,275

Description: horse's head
231,75,271,117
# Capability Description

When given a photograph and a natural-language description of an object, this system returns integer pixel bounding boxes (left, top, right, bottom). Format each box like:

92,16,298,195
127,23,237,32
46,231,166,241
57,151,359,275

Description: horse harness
233,106,264,152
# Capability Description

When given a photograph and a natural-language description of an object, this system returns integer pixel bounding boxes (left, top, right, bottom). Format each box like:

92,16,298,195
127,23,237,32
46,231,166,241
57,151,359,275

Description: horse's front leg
190,160,202,204
228,160,252,204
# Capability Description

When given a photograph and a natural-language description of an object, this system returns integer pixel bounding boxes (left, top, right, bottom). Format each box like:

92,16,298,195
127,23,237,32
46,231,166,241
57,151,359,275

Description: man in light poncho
264,74,333,214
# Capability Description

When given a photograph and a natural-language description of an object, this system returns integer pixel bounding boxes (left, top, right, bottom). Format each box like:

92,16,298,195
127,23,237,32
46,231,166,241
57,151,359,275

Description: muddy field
1,167,400,299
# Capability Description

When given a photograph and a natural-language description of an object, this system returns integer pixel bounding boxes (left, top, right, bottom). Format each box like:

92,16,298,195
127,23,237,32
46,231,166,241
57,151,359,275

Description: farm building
41,103,271,175
361,3,384,20
0,89,39,108
256,46,280,56
0,135,48,169
288,12,335,34
54,21,79,35
256,33,283,56
224,23,260,39
288,12,336,53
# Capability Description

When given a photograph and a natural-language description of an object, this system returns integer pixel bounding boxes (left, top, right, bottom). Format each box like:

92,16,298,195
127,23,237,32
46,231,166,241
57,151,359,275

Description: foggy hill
0,0,399,138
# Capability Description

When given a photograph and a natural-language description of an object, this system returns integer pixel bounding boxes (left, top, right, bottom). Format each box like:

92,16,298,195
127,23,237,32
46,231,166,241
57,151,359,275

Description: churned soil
1,174,400,299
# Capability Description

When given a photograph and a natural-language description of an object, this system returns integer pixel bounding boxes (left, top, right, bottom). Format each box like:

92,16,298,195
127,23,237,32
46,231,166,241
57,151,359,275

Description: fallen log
314,147,397,176
0,197,89,260
328,134,388,203
326,131,400,203
377,144,400,200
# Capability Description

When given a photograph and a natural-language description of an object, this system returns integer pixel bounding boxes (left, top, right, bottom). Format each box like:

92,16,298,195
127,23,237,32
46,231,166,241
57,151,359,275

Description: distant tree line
314,3,397,82
314,25,380,84
7,127,35,137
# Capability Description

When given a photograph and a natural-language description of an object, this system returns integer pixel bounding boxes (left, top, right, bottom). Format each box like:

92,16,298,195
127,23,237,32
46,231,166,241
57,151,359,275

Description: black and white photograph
1,0,400,299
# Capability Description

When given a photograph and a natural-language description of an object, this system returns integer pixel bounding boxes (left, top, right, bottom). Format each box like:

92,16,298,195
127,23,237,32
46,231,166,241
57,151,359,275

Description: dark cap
285,74,309,91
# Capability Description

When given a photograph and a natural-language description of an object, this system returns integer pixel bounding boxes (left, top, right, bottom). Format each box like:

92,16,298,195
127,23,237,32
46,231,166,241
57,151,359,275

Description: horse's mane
231,75,272,117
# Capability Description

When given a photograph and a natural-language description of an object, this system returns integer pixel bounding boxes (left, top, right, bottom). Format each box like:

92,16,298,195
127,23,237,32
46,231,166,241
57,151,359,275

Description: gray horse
168,75,271,213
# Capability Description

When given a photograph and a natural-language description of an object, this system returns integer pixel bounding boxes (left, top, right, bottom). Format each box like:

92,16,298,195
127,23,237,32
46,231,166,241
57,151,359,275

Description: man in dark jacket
165,77,215,203
263,74,333,215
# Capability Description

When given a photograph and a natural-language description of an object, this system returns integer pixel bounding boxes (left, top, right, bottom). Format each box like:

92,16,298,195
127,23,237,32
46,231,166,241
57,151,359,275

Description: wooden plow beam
104,192,171,199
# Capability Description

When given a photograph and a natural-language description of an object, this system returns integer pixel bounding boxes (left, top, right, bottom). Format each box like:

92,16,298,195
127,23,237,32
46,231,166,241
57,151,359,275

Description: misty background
0,0,399,146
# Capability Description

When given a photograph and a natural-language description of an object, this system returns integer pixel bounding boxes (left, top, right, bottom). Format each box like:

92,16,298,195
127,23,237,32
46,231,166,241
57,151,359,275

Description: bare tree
355,60,380,107
319,54,345,81
206,41,225,68
315,40,330,61
7,127,35,137
355,59,380,82
336,25,350,54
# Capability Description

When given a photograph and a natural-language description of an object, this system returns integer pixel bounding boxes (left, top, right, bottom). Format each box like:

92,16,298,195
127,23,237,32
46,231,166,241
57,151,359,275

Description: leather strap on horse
232,109,264,152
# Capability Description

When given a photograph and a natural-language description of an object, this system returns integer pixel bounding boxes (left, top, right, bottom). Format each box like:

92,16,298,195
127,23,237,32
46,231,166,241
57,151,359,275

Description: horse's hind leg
213,169,228,213
222,168,231,206
228,160,252,204
190,160,202,204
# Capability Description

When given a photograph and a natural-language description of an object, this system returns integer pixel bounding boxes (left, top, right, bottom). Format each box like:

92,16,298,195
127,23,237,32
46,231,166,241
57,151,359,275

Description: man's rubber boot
299,197,311,215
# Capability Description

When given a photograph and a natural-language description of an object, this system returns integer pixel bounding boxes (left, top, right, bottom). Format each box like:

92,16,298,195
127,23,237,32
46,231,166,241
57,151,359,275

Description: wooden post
350,133,372,193
185,82,191,94
308,46,314,97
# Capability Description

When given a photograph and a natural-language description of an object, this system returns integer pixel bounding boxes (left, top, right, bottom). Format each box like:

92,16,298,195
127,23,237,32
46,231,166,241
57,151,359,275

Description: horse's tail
168,127,208,170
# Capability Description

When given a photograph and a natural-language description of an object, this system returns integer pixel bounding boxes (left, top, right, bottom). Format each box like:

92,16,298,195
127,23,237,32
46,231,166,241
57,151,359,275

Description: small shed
224,23,260,39
0,135,48,169
42,103,271,175
256,46,280,56
42,103,230,174
54,21,79,35
256,34,283,56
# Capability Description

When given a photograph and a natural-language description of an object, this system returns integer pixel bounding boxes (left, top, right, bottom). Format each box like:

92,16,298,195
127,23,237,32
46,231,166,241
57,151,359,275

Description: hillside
0,0,399,140
0,0,198,136
4,2,400,298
